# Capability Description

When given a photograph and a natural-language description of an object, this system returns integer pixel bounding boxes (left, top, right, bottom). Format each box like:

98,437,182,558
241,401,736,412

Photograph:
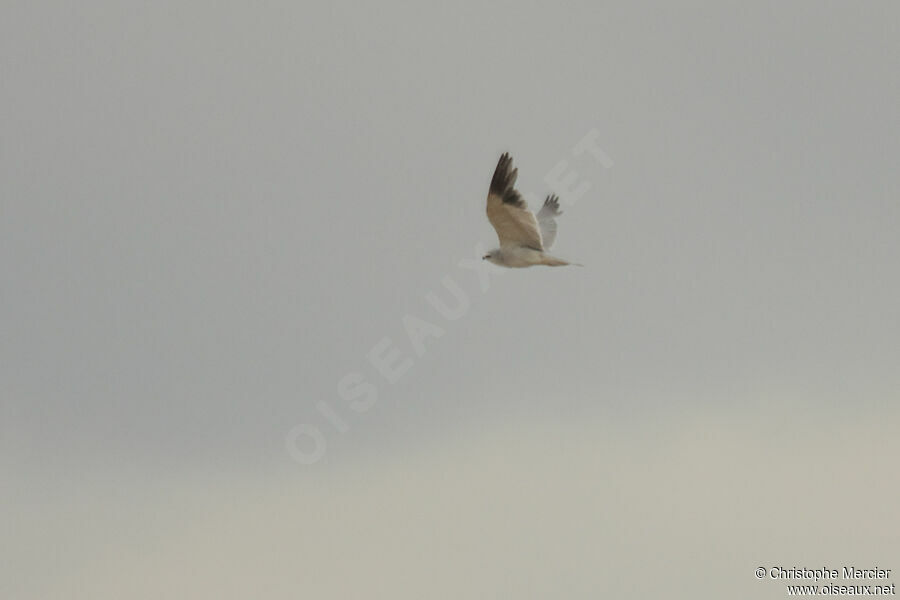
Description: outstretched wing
536,194,562,249
486,153,543,251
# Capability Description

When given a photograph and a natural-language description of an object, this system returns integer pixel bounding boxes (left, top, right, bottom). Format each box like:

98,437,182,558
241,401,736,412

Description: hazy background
2,2,898,598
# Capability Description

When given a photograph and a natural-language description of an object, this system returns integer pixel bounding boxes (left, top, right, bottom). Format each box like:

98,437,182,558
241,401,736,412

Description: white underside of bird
482,153,581,268
484,245,571,268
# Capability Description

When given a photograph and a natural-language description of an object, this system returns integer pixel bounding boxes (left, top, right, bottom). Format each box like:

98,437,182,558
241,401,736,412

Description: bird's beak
482,255,489,260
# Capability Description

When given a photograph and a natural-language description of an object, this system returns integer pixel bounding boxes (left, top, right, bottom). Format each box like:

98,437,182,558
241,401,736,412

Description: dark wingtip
543,194,562,215
490,152,516,197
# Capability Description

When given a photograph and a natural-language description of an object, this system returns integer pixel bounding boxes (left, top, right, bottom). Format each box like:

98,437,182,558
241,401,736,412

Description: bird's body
482,153,581,268
483,245,571,268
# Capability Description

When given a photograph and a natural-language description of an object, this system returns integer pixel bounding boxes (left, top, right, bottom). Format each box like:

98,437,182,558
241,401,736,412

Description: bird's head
482,249,501,264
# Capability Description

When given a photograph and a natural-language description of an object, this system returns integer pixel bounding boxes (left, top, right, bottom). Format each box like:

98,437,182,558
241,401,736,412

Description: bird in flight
483,153,581,268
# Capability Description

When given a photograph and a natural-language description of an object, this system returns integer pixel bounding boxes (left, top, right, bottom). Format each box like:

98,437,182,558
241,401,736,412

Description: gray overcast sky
2,2,899,598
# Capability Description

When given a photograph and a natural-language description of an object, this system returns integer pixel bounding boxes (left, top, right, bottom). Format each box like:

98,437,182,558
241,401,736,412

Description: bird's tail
541,255,583,267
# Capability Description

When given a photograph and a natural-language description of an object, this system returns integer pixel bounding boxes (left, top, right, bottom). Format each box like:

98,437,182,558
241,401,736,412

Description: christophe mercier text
769,567,891,581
